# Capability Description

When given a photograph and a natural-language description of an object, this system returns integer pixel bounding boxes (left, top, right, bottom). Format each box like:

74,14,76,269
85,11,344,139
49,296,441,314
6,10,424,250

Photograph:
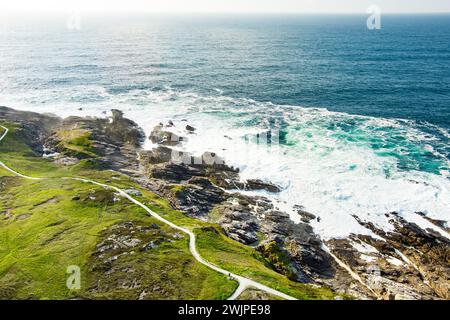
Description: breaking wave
3,86,450,239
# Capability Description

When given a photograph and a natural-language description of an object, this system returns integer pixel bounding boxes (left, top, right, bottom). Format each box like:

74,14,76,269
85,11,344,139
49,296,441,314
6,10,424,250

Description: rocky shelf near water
1,106,448,300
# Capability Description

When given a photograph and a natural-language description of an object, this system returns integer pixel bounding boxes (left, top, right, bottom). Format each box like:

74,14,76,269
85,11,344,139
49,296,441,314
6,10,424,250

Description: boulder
149,124,183,146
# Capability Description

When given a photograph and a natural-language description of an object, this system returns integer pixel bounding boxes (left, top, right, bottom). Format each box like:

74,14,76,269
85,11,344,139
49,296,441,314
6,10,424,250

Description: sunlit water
1,14,449,239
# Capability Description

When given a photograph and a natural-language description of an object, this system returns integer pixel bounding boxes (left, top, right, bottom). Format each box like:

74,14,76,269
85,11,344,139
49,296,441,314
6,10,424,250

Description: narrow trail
0,125,296,301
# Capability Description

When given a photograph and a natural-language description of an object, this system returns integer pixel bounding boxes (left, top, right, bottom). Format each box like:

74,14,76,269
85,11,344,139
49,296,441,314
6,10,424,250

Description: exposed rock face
212,178,281,193
0,106,62,154
151,163,207,182
169,177,227,218
334,212,450,300
138,121,450,300
216,197,260,245
138,127,339,286
256,205,335,281
0,106,61,131
149,123,183,146
139,146,173,165
45,109,145,172
2,107,447,300
294,205,317,223
244,179,281,193
107,109,146,147
0,106,145,175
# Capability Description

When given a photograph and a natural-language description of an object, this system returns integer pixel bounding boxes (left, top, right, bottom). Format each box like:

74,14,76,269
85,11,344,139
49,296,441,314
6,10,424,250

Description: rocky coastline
1,106,448,300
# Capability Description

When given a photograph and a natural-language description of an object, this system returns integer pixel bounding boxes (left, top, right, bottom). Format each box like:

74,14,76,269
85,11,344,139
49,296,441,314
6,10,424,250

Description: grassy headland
0,120,340,300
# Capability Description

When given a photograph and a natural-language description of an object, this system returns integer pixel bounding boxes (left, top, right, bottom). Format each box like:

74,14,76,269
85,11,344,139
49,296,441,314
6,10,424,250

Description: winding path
0,125,296,300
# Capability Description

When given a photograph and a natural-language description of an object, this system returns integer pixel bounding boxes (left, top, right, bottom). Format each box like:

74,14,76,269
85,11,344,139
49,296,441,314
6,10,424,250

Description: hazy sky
1,0,450,13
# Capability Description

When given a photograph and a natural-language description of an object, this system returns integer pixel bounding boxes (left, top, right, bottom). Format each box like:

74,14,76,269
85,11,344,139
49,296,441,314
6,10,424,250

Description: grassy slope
0,121,340,300
194,228,337,300
0,124,67,178
0,123,236,299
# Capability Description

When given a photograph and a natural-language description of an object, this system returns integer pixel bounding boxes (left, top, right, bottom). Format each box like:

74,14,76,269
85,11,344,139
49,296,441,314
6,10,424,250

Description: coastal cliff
0,106,448,300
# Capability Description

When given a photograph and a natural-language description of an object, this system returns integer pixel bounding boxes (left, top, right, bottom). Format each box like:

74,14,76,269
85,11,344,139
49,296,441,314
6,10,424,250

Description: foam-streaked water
1,14,449,239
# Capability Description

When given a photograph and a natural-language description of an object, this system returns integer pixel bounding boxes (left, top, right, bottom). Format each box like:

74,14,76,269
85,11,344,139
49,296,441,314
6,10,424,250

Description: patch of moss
170,184,185,194
55,129,97,159
208,207,223,223
258,241,297,281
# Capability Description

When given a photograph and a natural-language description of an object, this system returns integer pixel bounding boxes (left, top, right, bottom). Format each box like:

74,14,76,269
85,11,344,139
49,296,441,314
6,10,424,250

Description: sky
1,0,450,14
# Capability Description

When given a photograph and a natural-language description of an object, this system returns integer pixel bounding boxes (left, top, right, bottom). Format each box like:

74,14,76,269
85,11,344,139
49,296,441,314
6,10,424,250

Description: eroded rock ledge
1,106,448,300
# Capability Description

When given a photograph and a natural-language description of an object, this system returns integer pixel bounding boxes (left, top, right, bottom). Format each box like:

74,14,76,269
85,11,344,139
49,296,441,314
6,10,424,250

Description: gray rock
170,177,226,218
244,179,281,193
294,205,317,223
149,124,183,146
124,189,142,197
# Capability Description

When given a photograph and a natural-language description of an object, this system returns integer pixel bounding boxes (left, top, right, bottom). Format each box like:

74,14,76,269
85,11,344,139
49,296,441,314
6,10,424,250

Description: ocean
0,13,449,239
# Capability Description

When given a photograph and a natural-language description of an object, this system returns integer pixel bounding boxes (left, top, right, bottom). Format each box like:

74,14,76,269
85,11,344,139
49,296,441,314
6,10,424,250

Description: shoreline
0,105,449,300
4,101,449,240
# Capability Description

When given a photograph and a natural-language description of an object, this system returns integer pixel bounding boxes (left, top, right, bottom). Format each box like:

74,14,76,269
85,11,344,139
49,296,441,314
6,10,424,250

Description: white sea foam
3,88,450,241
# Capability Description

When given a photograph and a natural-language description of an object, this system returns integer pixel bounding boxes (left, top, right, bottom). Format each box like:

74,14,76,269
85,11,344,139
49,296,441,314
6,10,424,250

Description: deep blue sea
0,14,449,238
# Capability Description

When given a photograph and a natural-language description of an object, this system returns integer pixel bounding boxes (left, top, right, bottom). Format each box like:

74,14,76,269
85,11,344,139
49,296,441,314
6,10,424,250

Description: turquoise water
1,14,449,174
0,14,449,237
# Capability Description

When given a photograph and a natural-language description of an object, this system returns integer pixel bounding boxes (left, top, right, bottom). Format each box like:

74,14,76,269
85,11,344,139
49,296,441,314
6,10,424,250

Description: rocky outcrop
3,107,447,300
325,212,450,300
212,178,281,193
215,197,261,245
169,177,227,218
0,106,62,154
45,109,145,172
139,146,173,165
0,106,145,175
107,110,146,147
137,123,351,291
149,123,184,146
137,120,450,300
85,221,185,299
244,179,281,193
294,205,317,223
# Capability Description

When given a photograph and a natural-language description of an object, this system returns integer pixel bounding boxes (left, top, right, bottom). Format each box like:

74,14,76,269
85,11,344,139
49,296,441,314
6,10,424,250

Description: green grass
0,166,14,177
0,176,237,300
208,207,223,223
170,184,185,193
195,227,338,300
0,123,237,299
258,241,297,281
0,123,68,178
0,121,342,300
238,287,284,300
54,128,97,159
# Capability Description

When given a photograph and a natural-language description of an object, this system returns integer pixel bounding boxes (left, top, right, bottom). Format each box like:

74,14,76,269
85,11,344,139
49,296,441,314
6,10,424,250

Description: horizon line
2,10,450,15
